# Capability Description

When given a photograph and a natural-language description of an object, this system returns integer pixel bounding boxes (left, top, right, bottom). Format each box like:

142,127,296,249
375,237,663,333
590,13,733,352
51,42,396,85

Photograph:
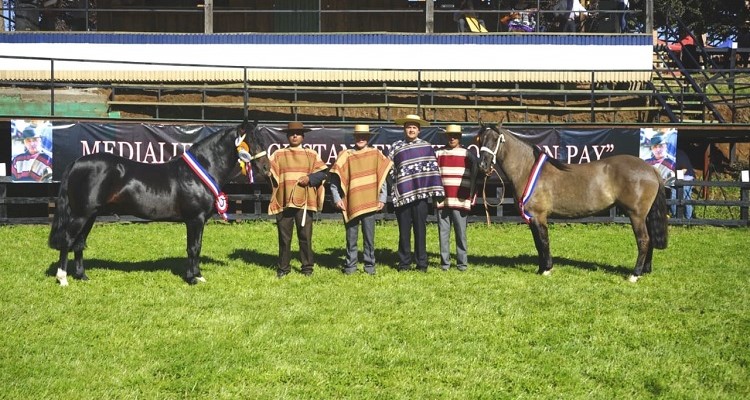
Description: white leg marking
56,268,69,287
542,269,553,276
195,276,207,283
627,275,640,283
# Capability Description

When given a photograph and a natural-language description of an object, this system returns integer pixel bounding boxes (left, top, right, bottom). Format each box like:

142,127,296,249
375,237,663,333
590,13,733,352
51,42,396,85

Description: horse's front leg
529,220,553,275
185,219,206,285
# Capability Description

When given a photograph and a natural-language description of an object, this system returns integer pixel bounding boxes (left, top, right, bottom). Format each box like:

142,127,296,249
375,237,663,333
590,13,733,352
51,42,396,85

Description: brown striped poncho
330,147,393,223
268,146,327,216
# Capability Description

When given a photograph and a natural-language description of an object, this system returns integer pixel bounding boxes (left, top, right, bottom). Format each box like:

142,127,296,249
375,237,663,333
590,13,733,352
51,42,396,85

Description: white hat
445,124,462,134
394,114,429,127
353,124,373,134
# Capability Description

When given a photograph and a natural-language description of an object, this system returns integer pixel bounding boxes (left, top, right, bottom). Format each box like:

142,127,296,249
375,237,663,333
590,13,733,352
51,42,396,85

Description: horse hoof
56,268,69,287
74,273,89,281
541,269,553,276
627,275,640,283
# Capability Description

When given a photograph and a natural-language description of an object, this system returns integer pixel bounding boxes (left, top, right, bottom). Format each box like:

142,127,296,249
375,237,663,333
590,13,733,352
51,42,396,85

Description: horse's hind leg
530,221,553,275
628,218,650,282
71,217,96,281
56,250,71,286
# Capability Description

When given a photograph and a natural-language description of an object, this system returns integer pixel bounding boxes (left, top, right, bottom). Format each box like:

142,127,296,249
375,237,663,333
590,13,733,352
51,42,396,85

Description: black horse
476,123,668,282
48,121,270,285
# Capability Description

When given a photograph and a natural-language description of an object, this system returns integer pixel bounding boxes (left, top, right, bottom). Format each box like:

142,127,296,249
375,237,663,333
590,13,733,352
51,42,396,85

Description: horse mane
493,124,570,172
531,143,570,171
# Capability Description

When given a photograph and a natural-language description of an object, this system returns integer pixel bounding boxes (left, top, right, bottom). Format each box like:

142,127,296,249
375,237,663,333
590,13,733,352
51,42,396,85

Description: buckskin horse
476,123,668,282
48,121,270,285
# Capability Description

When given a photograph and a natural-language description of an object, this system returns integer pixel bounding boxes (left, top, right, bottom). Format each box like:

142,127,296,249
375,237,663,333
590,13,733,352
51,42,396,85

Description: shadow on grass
228,248,278,271
45,256,226,279
469,253,633,276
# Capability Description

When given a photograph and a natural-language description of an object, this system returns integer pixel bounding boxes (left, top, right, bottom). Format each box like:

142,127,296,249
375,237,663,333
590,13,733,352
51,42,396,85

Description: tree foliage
654,0,749,40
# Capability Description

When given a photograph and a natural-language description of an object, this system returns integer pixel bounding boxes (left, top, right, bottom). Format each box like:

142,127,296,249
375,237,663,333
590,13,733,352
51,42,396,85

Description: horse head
236,120,271,179
476,122,505,175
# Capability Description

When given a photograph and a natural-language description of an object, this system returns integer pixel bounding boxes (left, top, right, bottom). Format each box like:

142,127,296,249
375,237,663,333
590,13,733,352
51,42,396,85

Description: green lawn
1,221,748,399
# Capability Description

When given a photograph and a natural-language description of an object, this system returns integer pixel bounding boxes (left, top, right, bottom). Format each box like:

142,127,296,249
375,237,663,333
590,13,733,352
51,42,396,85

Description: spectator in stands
11,125,53,182
672,148,696,219
616,0,629,33
389,114,444,273
267,121,328,278
454,0,487,33
556,0,587,33
435,124,477,272
329,124,393,275
738,23,750,68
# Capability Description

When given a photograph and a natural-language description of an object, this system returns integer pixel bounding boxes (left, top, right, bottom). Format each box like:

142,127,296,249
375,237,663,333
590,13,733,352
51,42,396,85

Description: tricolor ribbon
519,150,548,224
182,150,229,221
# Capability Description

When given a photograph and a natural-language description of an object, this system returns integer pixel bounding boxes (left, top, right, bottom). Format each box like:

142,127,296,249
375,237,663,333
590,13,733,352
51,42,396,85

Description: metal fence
2,177,748,226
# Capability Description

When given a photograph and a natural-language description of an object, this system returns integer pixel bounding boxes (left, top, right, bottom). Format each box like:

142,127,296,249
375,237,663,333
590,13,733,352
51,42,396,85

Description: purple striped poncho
389,138,445,207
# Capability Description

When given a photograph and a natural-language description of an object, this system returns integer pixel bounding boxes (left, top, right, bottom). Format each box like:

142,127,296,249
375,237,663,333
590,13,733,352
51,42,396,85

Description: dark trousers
395,198,429,270
276,207,314,274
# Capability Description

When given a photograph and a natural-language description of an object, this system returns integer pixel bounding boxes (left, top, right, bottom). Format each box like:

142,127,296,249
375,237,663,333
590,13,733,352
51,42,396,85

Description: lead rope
482,167,505,226
287,148,314,227
480,132,505,226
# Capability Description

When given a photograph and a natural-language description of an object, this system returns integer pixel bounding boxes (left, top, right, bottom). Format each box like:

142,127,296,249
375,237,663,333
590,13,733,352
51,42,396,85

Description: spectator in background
557,0,587,33
11,126,53,182
672,148,696,220
738,23,750,68
329,124,393,275
267,121,328,278
615,0,629,33
435,124,477,272
389,114,445,273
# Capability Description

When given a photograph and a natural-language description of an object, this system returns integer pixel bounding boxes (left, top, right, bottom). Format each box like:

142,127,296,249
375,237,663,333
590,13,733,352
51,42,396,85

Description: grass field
1,220,748,399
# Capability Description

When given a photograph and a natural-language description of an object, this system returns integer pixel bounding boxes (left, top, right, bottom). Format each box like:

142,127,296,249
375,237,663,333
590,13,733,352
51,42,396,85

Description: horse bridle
235,134,267,163
479,127,505,166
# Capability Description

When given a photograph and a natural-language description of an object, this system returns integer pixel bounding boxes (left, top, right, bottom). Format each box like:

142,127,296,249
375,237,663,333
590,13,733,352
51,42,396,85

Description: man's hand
335,200,346,211
297,175,310,187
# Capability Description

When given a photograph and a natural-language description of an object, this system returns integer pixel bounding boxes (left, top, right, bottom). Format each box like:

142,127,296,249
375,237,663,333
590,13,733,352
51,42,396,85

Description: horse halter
480,128,505,165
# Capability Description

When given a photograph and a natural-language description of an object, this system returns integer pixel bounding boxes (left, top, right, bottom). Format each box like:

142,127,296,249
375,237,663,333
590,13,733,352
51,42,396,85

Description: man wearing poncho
435,124,478,271
389,114,445,272
268,121,328,278
330,125,393,275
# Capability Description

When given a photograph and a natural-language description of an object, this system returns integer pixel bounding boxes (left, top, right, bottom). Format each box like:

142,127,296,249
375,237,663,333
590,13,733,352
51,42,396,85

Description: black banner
8,121,641,183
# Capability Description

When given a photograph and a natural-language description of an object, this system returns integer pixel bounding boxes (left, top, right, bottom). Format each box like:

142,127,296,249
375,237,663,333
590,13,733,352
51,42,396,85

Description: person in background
267,121,328,278
329,124,393,275
672,148,696,220
559,0,587,33
435,124,477,272
389,114,445,273
615,0,629,33
11,125,53,182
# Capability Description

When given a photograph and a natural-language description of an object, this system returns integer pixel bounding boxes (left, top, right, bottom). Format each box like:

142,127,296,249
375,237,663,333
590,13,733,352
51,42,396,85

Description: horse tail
48,164,74,250
646,181,669,250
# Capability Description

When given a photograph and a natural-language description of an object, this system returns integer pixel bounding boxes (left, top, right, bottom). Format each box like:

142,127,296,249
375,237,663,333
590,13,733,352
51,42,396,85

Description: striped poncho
268,146,328,216
330,147,393,223
435,146,476,211
389,138,445,208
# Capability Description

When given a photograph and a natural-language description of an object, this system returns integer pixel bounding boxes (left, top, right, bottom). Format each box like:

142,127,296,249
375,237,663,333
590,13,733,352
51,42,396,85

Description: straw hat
353,124,374,135
444,124,462,135
394,114,429,127
281,121,311,134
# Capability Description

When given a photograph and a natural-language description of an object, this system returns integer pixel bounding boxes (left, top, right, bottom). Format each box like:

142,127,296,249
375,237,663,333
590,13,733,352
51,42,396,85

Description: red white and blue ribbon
519,151,548,224
182,150,229,221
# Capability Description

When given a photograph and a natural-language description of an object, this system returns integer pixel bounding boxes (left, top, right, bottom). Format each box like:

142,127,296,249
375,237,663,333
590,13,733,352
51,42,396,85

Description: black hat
21,126,39,139
650,134,665,146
